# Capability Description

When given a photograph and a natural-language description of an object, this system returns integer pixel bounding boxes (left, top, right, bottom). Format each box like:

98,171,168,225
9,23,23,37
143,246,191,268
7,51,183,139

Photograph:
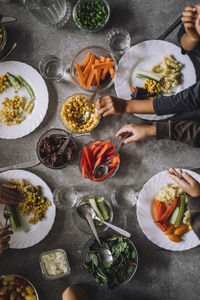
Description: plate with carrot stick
137,169,200,251
79,139,120,182
70,45,117,92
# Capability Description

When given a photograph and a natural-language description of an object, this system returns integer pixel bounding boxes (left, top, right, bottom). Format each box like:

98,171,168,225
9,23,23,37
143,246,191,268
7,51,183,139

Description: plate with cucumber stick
0,169,55,249
115,40,196,121
136,169,200,251
0,61,49,139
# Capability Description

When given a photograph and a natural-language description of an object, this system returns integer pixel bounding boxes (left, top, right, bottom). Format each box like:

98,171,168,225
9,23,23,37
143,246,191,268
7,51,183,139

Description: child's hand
96,95,127,117
0,184,21,205
166,168,200,197
0,225,13,254
116,124,156,144
182,6,200,40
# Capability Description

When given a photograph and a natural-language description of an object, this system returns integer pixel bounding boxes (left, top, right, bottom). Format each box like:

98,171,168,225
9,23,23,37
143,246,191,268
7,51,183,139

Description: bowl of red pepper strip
79,139,120,182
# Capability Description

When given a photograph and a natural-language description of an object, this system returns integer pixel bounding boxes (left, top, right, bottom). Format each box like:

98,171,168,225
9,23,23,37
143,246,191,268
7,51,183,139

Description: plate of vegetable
0,169,55,249
115,40,196,120
73,195,113,234
82,234,138,288
137,169,200,251
0,274,39,300
0,61,48,139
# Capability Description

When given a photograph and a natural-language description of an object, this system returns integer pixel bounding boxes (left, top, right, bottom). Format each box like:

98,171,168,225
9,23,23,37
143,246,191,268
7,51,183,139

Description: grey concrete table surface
1,0,200,299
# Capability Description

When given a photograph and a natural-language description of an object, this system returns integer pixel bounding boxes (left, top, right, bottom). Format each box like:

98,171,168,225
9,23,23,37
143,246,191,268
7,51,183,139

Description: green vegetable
88,197,104,220
6,72,21,90
170,206,179,225
174,195,186,227
15,75,35,101
96,196,109,220
75,0,108,30
9,205,23,230
136,70,162,82
83,235,137,288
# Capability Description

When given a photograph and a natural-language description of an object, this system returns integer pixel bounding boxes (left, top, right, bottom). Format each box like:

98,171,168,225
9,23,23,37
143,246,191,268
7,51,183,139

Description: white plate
0,169,56,249
115,40,196,120
136,169,200,251
0,61,49,139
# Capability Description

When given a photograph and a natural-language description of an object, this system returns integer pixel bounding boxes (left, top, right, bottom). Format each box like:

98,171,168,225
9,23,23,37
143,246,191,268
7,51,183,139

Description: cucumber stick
170,207,179,225
6,72,21,90
16,75,35,101
96,197,109,220
136,70,162,82
174,195,186,226
10,205,23,230
88,197,104,220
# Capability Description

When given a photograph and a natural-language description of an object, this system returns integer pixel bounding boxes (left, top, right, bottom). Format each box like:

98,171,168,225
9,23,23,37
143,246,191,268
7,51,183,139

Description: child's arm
180,5,200,51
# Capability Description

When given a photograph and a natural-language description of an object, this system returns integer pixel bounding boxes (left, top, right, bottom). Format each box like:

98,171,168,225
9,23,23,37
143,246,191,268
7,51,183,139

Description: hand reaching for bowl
116,124,156,144
0,225,13,254
0,184,21,205
166,168,200,197
182,6,200,40
96,95,128,117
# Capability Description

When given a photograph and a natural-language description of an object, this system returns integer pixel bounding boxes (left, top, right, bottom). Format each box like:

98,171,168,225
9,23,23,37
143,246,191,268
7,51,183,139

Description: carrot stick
83,53,96,77
81,52,92,69
94,58,101,88
86,69,96,89
92,62,115,70
109,67,115,79
101,58,112,80
130,85,136,93
75,63,85,87
92,168,115,182
155,198,178,224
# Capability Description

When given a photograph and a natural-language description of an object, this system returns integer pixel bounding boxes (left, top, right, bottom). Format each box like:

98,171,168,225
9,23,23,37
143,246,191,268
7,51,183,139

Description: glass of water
53,186,78,210
111,185,137,210
39,55,70,82
106,27,131,57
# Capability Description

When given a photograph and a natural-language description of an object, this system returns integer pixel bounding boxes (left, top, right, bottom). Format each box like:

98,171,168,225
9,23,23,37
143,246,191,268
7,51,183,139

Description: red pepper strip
157,201,166,219
93,156,103,172
158,223,168,232
89,140,101,151
83,146,94,171
92,168,115,182
110,154,120,165
155,198,178,224
92,145,103,158
82,165,86,178
97,144,113,160
100,139,111,146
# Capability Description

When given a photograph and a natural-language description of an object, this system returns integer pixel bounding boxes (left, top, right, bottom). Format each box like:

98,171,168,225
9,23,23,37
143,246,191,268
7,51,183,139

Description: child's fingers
123,136,136,144
167,172,187,188
182,16,196,24
116,126,130,137
169,168,183,178
182,172,198,185
184,6,196,12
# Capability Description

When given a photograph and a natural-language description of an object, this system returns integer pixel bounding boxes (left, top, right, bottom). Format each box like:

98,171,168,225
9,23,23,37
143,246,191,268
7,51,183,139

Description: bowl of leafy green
81,234,138,288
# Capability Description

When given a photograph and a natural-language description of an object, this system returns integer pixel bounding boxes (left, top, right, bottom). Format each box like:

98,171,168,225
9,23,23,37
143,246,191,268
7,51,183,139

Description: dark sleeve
153,82,200,115
156,120,200,147
187,195,200,240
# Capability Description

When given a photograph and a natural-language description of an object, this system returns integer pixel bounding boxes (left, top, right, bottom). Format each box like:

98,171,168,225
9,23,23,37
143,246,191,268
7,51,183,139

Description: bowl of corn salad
60,93,100,133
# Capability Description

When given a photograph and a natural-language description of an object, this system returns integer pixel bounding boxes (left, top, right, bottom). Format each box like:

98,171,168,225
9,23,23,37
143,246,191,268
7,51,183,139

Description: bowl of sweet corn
60,93,100,133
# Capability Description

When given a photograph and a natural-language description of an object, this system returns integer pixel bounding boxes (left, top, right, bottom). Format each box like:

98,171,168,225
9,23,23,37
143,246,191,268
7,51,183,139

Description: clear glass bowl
36,128,77,169
0,275,39,299
40,249,70,280
0,24,7,54
81,233,138,289
73,0,110,32
79,140,120,182
70,45,117,93
60,93,100,133
73,194,113,234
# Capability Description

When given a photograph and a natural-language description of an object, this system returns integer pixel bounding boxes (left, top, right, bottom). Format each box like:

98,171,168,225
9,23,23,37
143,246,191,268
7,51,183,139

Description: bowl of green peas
73,0,110,32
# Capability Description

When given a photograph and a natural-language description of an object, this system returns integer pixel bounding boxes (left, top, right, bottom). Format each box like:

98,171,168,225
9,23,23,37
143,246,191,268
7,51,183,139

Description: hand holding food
96,95,127,117
182,6,200,40
116,124,156,144
0,183,21,205
0,225,13,254
166,168,200,197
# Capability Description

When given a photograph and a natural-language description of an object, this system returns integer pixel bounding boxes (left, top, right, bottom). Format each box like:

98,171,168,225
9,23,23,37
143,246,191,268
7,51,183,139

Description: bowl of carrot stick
70,45,117,92
79,139,120,182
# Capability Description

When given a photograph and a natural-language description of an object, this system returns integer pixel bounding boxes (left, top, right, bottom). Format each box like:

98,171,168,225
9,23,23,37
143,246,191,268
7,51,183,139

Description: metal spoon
77,205,113,265
3,206,11,225
0,42,17,62
58,110,91,155
78,205,131,237
93,135,127,179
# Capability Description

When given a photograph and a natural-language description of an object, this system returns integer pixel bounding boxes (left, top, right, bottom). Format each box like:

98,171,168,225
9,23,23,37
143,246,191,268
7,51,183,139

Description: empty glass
106,27,131,56
21,0,72,28
53,186,78,210
111,185,137,210
39,55,70,82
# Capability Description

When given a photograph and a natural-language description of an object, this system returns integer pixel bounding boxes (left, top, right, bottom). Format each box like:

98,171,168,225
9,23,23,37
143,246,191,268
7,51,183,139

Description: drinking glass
21,0,71,28
106,27,131,57
39,55,70,82
111,185,137,210
53,186,78,210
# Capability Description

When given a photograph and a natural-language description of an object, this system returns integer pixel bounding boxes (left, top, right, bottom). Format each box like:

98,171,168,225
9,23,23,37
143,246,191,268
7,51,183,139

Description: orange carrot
75,63,85,87
94,59,101,88
109,67,115,79
83,53,96,77
86,69,96,89
155,198,178,224
168,234,181,242
130,85,136,93
81,52,92,69
101,58,112,80
92,168,115,182
92,61,114,70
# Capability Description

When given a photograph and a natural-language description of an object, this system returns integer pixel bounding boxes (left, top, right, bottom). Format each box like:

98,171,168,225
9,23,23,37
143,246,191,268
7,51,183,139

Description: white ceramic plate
115,40,196,120
0,61,49,139
0,169,55,249
136,169,200,251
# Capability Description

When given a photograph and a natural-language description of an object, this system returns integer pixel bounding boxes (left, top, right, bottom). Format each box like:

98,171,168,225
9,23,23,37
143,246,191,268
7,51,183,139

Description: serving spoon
77,205,113,265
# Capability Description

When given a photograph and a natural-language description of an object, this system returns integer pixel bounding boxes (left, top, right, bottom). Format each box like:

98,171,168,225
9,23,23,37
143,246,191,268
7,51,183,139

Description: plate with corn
0,61,48,139
0,169,55,249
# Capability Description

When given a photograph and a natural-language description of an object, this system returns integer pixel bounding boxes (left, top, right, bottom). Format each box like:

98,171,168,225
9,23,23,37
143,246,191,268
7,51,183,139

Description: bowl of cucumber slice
73,194,113,234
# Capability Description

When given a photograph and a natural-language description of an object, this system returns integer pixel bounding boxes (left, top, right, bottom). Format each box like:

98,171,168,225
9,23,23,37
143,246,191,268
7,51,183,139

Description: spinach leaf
89,253,98,267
